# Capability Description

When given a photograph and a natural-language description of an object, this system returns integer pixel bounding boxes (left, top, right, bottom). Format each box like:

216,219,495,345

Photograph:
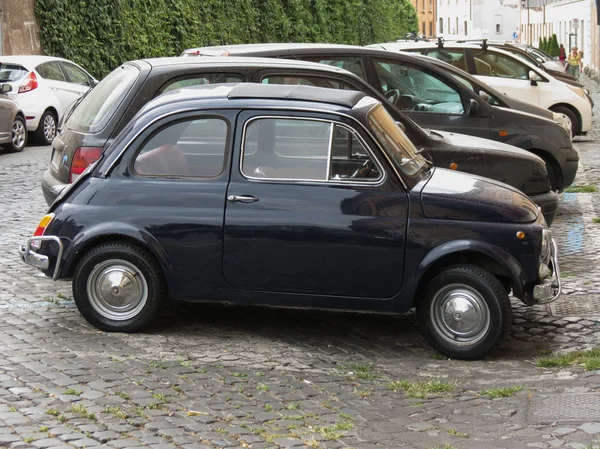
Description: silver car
0,82,26,152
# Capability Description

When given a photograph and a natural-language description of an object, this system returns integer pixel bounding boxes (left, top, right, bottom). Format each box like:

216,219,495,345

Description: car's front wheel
550,105,578,137
5,115,27,152
417,264,511,360
34,110,57,145
72,242,166,332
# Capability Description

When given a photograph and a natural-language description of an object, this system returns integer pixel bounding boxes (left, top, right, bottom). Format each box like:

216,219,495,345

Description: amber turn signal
499,130,508,137
450,162,458,170
516,231,526,240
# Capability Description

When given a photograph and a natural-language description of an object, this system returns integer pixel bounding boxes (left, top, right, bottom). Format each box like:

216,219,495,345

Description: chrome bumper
533,239,561,304
18,236,64,281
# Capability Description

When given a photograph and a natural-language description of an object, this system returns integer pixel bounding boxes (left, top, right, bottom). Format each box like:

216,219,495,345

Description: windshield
67,64,140,133
368,104,427,177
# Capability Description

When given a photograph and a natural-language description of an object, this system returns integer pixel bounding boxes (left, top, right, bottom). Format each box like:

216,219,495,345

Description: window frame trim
240,115,386,186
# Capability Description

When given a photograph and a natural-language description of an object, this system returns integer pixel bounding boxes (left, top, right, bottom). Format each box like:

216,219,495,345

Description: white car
369,42,592,136
0,56,97,145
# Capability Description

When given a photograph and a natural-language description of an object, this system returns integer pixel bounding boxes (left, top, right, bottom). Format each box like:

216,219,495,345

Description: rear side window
300,56,366,79
133,117,228,178
37,62,66,82
61,62,91,85
0,64,28,82
67,64,140,133
159,74,245,94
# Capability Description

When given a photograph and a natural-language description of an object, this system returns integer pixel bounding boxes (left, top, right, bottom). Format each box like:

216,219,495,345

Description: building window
456,17,459,34
439,17,444,33
422,21,426,34
429,0,433,10
448,17,451,33
495,15,502,34
430,21,433,36
464,21,468,35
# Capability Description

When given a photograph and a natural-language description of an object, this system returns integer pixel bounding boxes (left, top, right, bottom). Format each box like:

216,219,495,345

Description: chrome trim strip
19,236,64,281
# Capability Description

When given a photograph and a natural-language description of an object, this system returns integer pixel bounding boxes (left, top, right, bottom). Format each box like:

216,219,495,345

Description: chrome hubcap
12,120,25,148
86,259,148,321
43,114,56,141
430,284,491,345
560,113,573,133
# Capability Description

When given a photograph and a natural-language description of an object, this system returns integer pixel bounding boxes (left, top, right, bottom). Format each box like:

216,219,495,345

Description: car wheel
72,242,166,332
5,115,27,153
34,110,57,145
551,106,578,137
417,264,512,360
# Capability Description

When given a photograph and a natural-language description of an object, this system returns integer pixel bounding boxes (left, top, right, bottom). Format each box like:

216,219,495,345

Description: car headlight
541,229,550,261
583,87,590,96
552,112,572,137
567,84,586,98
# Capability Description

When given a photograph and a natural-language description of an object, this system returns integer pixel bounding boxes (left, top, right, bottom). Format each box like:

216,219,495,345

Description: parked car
42,56,558,225
450,40,581,85
370,41,593,137
19,83,562,359
181,43,576,193
0,56,97,145
0,83,27,153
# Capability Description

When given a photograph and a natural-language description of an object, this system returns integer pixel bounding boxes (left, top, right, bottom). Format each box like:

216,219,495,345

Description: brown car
0,83,26,153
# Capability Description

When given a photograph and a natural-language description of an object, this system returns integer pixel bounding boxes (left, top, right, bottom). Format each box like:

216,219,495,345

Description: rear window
67,64,140,133
0,64,28,82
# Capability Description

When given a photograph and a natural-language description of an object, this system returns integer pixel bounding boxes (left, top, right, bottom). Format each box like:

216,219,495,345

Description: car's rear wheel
72,242,166,331
550,105,578,137
34,110,57,145
417,264,511,360
5,115,27,152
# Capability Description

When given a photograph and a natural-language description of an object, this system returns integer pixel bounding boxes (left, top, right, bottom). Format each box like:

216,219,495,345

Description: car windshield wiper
400,147,430,167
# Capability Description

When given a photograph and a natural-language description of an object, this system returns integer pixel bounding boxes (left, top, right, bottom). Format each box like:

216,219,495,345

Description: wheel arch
407,242,526,310
550,103,582,135
528,148,562,191
60,227,172,294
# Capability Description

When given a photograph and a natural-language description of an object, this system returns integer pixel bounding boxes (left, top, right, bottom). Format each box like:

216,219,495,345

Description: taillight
31,213,55,249
18,72,38,93
69,146,102,182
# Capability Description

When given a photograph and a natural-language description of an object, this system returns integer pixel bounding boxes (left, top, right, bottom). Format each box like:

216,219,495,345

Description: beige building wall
410,0,437,37
1,0,42,55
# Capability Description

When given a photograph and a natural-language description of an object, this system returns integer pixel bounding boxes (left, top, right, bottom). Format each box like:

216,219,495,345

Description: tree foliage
548,34,559,57
36,0,418,79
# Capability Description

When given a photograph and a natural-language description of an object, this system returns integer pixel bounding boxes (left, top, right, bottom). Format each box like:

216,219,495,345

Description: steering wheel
385,89,401,105
350,159,375,179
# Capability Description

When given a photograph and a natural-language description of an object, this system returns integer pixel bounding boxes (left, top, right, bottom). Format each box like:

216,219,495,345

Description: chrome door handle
227,195,259,203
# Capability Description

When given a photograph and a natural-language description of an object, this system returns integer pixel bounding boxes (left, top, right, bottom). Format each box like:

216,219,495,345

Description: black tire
417,264,512,360
5,115,27,153
72,242,166,332
550,106,578,137
33,110,57,145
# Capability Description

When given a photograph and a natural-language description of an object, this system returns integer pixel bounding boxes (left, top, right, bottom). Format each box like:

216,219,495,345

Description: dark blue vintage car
20,84,561,359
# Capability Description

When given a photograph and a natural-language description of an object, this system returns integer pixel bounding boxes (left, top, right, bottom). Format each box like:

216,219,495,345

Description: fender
57,222,172,280
504,134,557,157
396,239,527,312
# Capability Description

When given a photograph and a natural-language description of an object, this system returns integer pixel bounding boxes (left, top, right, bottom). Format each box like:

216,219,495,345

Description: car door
36,62,82,115
223,111,409,299
467,49,541,106
367,57,490,139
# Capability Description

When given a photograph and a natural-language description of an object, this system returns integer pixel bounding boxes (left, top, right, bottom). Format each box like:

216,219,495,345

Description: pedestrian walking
567,47,581,79
578,50,584,72
559,44,566,61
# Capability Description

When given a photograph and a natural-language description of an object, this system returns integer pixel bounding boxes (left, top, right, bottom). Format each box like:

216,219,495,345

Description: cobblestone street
2,80,600,449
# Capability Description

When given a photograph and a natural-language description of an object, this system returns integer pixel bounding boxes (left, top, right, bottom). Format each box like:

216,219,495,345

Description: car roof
138,83,369,116
182,43,373,55
0,55,71,68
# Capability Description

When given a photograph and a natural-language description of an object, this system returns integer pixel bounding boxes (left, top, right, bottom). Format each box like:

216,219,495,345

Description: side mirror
467,98,480,116
395,121,406,132
529,70,538,86
0,84,12,94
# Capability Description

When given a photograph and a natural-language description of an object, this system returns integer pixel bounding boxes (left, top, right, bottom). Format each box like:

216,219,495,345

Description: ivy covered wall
35,0,418,78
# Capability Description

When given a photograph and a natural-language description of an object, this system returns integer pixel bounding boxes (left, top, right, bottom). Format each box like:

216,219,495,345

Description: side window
472,50,529,79
159,74,245,94
300,56,366,79
241,118,381,182
450,73,503,106
261,75,355,90
61,63,91,85
425,49,467,71
37,62,66,82
373,59,465,115
133,118,228,178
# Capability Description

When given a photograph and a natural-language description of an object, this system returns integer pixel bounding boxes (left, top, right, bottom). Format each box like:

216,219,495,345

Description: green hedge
36,0,418,79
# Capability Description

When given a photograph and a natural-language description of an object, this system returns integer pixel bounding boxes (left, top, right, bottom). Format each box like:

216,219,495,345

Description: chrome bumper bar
533,239,561,305
18,236,64,281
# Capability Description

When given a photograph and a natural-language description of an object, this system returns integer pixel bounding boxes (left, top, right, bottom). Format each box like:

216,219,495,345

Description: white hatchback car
0,56,97,145
369,42,592,136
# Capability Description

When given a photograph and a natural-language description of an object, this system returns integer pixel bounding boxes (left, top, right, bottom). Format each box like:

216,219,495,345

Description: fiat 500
20,84,561,359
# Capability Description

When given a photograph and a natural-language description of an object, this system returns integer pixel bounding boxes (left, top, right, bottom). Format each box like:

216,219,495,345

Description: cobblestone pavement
2,81,600,449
